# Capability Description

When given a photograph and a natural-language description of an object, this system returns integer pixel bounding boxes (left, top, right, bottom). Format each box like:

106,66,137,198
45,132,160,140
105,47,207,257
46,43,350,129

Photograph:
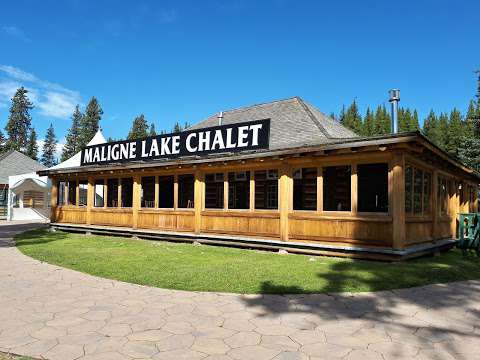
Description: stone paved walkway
1,222,479,360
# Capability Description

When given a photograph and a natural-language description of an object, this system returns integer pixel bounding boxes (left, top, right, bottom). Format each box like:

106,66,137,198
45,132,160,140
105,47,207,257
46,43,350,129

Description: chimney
217,111,223,126
388,89,400,134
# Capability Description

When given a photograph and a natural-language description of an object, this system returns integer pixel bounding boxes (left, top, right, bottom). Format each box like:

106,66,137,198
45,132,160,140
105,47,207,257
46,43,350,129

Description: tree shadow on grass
242,257,480,359
0,222,50,247
13,227,69,247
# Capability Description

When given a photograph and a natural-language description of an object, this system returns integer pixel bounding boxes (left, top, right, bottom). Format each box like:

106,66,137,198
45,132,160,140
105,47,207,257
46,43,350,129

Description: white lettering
149,139,159,157
141,140,148,157
225,128,236,148
172,136,180,154
198,131,210,151
100,146,107,161
84,148,93,163
186,133,197,152
249,124,263,146
129,142,136,159
237,126,249,147
111,144,119,160
93,147,100,162
211,130,225,150
161,137,171,155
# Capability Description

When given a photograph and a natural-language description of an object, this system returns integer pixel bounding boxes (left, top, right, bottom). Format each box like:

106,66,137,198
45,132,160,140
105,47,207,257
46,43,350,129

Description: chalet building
38,97,479,260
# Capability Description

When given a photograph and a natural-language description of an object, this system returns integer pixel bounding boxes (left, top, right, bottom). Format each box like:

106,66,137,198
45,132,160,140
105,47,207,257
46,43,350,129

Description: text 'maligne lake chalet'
38,96,479,260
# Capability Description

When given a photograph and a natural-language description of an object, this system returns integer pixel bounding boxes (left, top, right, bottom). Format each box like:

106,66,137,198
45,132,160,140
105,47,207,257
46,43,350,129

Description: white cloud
0,65,81,119
1,26,31,42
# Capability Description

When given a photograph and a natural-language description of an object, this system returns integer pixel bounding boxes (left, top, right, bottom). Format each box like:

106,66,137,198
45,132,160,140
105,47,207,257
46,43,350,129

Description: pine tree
363,107,375,136
422,110,442,146
444,108,463,158
458,136,480,172
398,108,414,132
41,124,58,167
338,105,346,124
78,97,103,149
0,129,6,153
149,123,157,136
26,128,38,160
464,100,476,139
4,87,33,152
437,112,449,150
341,100,363,134
173,122,182,133
410,110,420,131
373,104,390,135
61,105,83,161
128,114,149,140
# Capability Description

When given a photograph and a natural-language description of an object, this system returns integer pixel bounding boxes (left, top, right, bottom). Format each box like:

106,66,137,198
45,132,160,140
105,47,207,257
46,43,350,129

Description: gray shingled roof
189,96,358,150
0,150,46,184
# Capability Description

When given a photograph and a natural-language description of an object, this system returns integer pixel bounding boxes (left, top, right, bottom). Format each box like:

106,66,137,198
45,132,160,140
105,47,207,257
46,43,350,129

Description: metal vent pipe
389,89,400,134
217,111,223,126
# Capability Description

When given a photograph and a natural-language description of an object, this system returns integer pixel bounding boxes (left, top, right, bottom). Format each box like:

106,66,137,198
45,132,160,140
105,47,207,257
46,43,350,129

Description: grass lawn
0,353,34,360
15,228,480,294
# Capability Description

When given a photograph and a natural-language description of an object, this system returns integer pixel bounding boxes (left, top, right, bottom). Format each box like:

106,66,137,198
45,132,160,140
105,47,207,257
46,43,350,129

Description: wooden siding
53,206,87,224
91,208,133,227
138,210,195,231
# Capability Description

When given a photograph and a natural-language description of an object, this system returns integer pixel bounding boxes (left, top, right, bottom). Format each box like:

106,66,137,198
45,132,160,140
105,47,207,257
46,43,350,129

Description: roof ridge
219,96,299,115
0,149,17,162
295,98,331,138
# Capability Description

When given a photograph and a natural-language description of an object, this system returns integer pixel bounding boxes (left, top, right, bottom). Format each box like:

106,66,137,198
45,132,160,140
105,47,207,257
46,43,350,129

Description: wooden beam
173,174,179,210
194,170,203,234
75,181,80,208
432,170,438,239
132,175,140,229
249,171,255,211
117,178,122,208
391,153,406,250
351,163,358,214
154,175,159,208
224,171,229,210
279,165,291,241
86,176,94,225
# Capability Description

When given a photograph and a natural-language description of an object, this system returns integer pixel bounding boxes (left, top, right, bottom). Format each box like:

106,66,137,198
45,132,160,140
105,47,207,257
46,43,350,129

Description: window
94,180,105,207
178,174,194,208
121,178,133,207
57,181,66,206
438,177,449,216
323,166,351,211
158,176,174,208
141,176,155,208
405,165,432,216
107,179,119,207
24,191,44,208
293,168,317,211
67,180,76,205
255,170,278,209
228,171,250,209
358,163,388,213
205,173,224,209
79,181,88,206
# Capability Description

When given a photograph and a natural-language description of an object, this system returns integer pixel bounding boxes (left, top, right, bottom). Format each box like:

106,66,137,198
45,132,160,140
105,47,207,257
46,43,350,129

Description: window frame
405,163,432,218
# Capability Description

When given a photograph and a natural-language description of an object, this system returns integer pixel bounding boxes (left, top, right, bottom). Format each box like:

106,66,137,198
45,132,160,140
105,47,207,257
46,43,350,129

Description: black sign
81,119,270,166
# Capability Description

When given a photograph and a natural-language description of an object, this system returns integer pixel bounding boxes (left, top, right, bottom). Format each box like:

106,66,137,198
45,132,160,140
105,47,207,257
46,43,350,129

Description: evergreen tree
78,97,103,149
26,128,38,160
338,105,346,125
149,123,157,136
4,87,33,152
329,112,336,121
41,124,58,167
0,129,6,153
61,105,83,161
128,114,149,140
341,100,363,134
398,108,415,132
363,107,375,136
422,110,442,145
464,100,476,138
437,112,449,150
173,121,182,133
373,104,390,135
444,108,463,158
410,110,420,131
458,136,480,172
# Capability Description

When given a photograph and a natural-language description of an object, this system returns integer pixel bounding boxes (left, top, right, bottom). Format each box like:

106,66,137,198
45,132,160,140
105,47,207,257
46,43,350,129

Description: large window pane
141,176,155,208
79,181,88,206
57,181,66,206
358,163,388,213
423,172,431,214
255,170,278,210
121,178,133,207
405,165,413,214
293,168,317,211
107,179,119,207
323,166,351,211
94,180,105,207
68,180,76,205
413,168,423,214
158,176,174,208
205,173,224,209
438,177,449,216
178,174,194,208
228,171,250,209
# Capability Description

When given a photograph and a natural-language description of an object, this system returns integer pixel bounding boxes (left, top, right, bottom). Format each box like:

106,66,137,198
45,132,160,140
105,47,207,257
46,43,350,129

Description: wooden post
317,166,323,212
117,178,122,208
154,175,159,208
279,165,291,241
432,170,438,240
249,171,255,211
132,175,141,229
104,179,108,208
173,174,179,210
391,153,406,250
449,181,459,238
75,181,80,208
351,163,358,214
194,171,203,234
50,179,58,222
86,176,94,225
224,171,229,210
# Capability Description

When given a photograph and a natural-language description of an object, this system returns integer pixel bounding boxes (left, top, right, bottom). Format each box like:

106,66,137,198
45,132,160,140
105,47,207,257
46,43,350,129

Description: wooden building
39,97,479,260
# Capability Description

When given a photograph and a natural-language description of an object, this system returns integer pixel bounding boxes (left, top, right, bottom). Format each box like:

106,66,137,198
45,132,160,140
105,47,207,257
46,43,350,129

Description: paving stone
225,332,261,348
343,349,384,360
260,335,299,351
122,340,159,358
128,329,171,342
30,326,66,340
44,343,85,360
98,323,132,337
300,342,351,358
80,352,131,360
11,339,58,358
192,336,230,354
289,330,325,345
84,336,128,355
153,348,207,359
155,334,194,351
222,319,255,332
272,352,308,360
368,341,420,359
162,321,194,334
228,345,282,360
255,324,296,336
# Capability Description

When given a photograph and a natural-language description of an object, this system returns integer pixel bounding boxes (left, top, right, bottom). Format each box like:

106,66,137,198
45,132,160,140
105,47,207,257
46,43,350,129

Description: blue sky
0,0,479,153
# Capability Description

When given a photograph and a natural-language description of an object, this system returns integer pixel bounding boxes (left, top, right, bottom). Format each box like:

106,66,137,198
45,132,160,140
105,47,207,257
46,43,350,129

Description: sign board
81,119,270,166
